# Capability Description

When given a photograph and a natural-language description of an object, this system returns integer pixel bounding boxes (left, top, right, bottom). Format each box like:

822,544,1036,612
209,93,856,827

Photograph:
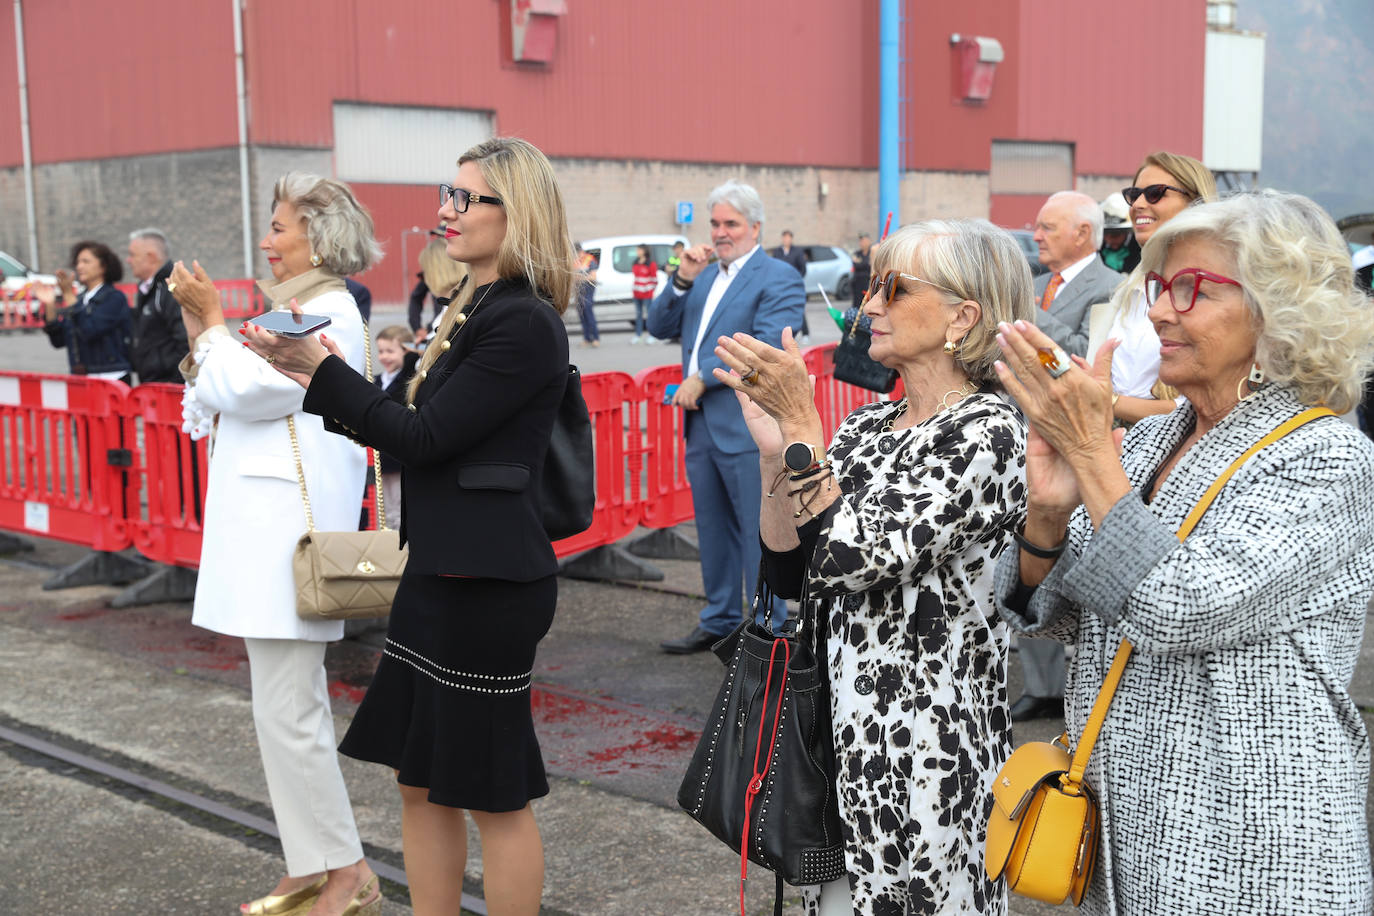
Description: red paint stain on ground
329,680,367,704
531,687,701,777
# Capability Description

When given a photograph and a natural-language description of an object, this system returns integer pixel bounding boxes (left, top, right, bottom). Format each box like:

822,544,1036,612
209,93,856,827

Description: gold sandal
339,876,382,916
240,875,326,915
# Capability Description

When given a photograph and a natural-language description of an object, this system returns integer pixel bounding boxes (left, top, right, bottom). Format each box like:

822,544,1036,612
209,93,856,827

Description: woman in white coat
171,173,383,916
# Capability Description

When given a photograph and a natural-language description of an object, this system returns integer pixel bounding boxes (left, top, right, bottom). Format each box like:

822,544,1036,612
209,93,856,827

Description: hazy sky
1240,0,1374,219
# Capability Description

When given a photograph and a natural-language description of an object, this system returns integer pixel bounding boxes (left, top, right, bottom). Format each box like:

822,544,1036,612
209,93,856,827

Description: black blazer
304,277,569,581
374,350,419,474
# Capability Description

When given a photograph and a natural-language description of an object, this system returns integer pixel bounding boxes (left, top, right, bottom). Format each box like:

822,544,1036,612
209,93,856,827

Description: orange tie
1040,272,1063,310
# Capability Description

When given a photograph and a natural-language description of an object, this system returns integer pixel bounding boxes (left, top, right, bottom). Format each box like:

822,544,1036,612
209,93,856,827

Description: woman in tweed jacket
990,190,1374,915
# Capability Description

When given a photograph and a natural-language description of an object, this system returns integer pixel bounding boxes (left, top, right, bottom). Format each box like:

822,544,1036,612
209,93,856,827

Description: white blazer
181,271,367,641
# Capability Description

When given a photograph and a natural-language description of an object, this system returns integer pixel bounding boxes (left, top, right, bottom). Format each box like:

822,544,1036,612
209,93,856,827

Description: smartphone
663,384,680,405
248,311,332,338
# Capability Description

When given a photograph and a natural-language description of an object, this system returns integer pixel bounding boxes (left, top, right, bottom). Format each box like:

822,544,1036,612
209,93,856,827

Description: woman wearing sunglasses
243,137,577,915
714,220,1032,914
1090,152,1216,426
993,190,1374,914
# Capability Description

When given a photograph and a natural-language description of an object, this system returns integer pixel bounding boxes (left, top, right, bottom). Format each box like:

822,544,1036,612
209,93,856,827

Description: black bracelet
1013,527,1069,559
672,273,694,291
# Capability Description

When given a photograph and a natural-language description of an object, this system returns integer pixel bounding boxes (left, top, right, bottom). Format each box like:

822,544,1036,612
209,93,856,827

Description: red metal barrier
1,290,43,329
0,350,899,572
2,280,264,334
804,343,902,442
552,371,642,558
634,364,694,530
0,372,136,551
124,382,207,569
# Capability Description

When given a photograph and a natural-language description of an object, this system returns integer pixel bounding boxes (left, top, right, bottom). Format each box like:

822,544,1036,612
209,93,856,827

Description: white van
573,234,688,329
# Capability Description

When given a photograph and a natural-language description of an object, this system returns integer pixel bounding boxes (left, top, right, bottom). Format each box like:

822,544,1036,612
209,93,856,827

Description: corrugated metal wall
243,0,876,167
15,0,240,164
0,8,21,166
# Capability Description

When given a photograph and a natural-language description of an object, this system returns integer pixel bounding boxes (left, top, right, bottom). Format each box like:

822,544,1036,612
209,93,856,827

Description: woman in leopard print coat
711,219,1032,915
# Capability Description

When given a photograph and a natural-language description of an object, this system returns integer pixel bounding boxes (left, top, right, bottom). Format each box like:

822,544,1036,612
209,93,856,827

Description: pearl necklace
881,379,979,432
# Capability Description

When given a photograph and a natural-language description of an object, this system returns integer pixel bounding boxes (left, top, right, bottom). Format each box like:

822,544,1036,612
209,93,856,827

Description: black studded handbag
832,306,897,393
677,575,846,915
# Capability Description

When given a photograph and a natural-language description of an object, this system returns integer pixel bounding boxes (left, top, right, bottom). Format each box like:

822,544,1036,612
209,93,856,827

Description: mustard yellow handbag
985,406,1334,905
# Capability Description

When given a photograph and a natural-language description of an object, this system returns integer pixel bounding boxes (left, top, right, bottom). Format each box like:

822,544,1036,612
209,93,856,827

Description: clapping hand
240,297,342,389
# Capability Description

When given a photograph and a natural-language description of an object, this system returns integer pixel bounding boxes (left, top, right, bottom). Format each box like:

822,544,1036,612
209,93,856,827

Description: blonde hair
272,173,382,275
1139,189,1374,413
871,219,1034,383
1103,150,1221,389
417,237,467,299
1135,151,1218,204
407,137,578,404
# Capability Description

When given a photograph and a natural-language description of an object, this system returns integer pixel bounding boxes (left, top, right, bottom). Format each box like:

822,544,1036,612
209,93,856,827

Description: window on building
989,141,1074,195
333,103,493,185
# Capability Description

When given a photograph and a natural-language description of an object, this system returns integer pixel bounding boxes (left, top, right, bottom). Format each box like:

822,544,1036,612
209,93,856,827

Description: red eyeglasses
1144,268,1242,313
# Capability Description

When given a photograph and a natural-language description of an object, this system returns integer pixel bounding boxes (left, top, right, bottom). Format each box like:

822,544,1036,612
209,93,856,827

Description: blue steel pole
878,0,901,236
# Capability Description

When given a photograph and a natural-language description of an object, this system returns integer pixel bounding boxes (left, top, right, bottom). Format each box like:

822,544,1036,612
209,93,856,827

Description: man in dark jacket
770,230,810,340
126,229,188,383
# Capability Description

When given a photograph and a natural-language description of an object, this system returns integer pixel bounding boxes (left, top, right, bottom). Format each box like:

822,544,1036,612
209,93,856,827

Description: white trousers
244,637,364,875
817,876,854,914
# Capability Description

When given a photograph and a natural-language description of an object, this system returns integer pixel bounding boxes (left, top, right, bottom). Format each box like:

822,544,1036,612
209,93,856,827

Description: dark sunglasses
1122,184,1192,206
1144,268,1242,313
438,184,504,213
863,269,958,308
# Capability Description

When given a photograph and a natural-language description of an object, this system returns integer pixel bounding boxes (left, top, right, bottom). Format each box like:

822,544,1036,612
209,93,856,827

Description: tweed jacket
1032,254,1120,357
994,384,1374,915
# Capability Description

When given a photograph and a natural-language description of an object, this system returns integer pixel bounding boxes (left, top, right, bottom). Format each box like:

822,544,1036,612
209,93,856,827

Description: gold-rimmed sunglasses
862,269,959,308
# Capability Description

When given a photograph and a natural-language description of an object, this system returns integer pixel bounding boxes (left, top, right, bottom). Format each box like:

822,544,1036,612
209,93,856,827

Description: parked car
0,250,58,302
796,245,853,299
1006,229,1049,278
570,233,688,329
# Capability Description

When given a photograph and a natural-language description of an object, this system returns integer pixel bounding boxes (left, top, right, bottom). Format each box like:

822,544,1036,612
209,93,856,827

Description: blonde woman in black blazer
244,137,578,916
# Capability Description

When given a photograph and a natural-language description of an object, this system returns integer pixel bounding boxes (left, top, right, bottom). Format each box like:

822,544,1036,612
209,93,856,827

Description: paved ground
3,310,1372,914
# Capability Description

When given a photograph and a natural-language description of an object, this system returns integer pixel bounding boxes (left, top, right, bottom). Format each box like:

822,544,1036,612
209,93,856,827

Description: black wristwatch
783,442,826,474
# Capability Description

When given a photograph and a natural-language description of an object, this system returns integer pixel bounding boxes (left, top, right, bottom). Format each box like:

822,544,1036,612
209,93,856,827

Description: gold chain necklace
881,379,979,432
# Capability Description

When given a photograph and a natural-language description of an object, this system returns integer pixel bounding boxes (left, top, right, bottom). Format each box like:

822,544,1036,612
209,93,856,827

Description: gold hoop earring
310,253,323,267
1236,363,1265,401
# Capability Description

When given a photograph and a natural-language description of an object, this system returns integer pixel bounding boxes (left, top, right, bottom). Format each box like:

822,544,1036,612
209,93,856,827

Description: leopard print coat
800,392,1025,915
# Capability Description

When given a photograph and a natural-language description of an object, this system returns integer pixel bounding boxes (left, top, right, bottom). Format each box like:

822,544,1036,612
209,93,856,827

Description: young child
373,325,418,529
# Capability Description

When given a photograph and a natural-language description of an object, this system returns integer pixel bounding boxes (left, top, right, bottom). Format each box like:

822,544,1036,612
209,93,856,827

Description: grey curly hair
272,173,383,276
1139,189,1374,413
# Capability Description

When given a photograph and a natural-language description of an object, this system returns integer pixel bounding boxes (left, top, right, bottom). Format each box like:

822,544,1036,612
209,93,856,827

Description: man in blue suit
649,180,806,653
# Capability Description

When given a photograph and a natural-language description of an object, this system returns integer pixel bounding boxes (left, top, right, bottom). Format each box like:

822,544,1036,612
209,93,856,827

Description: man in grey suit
649,180,806,654
1014,190,1122,722
1031,191,1120,357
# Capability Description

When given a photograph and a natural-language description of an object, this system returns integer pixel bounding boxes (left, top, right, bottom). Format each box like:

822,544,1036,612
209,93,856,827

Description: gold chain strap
285,317,389,533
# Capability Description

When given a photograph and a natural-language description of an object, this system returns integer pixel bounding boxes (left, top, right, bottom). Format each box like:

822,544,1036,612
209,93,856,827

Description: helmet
1101,192,1131,230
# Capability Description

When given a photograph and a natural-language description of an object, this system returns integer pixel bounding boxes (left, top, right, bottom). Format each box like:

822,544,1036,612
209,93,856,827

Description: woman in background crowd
35,241,133,383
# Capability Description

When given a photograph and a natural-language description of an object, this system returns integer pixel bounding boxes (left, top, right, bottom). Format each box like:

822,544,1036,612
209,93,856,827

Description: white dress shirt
1107,284,1161,397
684,244,760,378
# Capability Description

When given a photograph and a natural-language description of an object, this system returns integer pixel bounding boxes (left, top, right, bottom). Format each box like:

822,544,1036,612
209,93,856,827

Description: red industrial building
4,0,1249,303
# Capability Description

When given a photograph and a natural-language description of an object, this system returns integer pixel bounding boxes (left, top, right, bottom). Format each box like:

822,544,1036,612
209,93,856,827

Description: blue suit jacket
647,249,805,454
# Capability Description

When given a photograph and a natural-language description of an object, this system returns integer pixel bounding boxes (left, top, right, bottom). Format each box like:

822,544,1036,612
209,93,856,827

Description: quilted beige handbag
289,325,408,621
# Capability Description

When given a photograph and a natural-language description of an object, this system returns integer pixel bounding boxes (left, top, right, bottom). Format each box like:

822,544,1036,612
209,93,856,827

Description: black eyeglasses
439,184,504,213
1144,267,1242,313
863,269,959,308
1122,184,1192,206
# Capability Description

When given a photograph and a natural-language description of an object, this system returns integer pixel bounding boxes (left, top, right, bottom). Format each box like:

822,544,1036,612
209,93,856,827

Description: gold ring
265,355,276,365
165,281,177,293
1036,346,1071,379
739,367,759,386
